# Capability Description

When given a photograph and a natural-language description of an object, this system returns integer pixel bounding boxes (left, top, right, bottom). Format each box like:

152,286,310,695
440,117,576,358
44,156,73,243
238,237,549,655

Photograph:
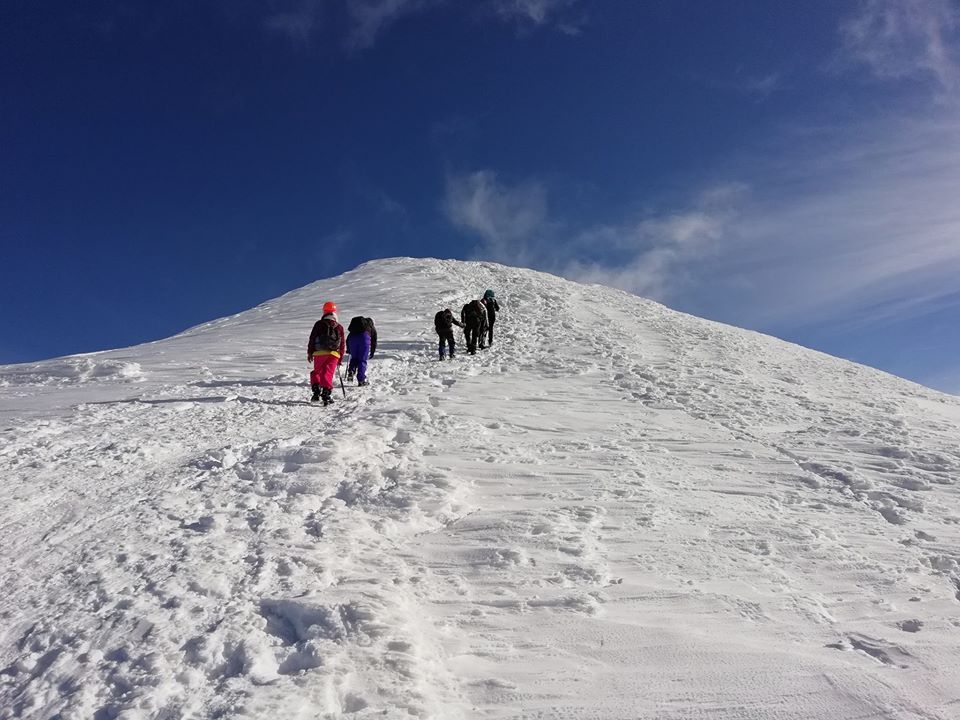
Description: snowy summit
1,257,959,719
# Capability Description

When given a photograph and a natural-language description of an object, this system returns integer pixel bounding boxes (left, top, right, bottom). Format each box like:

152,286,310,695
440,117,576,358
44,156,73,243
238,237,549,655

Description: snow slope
1,257,959,719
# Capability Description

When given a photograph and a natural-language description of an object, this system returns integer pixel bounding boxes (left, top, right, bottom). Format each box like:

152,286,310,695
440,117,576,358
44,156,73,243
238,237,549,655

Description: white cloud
444,170,551,263
378,192,408,218
638,117,960,335
444,171,740,299
490,0,584,32
550,120,960,338
445,112,960,339
557,186,745,298
691,69,784,101
343,0,427,50
314,229,353,263
263,0,582,50
262,0,427,50
744,72,782,95
701,116,960,331
264,1,325,46
840,0,960,93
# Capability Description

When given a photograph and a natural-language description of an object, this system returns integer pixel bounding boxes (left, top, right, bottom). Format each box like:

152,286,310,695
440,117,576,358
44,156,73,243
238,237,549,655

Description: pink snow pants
310,354,339,390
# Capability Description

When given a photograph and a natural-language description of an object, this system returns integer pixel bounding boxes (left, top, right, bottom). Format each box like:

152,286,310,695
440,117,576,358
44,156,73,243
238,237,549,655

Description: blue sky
3,1,959,393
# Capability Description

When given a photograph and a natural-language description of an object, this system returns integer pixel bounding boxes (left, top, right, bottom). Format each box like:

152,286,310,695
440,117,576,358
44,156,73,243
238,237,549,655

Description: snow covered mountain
2,257,959,720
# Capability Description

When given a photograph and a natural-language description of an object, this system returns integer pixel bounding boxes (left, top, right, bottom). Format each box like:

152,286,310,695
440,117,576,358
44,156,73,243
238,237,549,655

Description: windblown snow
2,258,959,719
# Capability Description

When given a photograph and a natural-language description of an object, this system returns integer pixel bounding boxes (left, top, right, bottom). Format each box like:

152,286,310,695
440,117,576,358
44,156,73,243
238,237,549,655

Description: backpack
464,300,485,323
313,318,340,352
435,310,452,332
348,316,366,334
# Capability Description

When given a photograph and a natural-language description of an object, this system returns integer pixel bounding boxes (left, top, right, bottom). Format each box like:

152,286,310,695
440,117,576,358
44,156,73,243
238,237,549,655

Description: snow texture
1,257,959,719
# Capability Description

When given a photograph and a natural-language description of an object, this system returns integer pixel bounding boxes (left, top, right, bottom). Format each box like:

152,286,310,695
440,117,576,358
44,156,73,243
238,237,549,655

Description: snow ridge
1,258,959,719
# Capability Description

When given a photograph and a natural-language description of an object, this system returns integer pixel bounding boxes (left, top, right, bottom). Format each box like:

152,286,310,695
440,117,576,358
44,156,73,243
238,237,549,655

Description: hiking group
307,302,377,406
435,289,500,360
307,289,500,405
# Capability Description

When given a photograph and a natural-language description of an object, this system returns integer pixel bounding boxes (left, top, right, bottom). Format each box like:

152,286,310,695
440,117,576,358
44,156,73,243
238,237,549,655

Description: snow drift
1,257,959,719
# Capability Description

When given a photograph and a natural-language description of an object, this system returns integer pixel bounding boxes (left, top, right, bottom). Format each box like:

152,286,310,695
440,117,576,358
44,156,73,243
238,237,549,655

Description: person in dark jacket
482,289,500,347
434,308,464,360
308,301,346,405
460,299,488,354
346,316,373,386
363,317,378,359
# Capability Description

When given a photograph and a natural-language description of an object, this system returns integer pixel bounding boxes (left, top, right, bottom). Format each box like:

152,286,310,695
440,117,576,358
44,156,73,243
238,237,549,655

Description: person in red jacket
307,301,345,405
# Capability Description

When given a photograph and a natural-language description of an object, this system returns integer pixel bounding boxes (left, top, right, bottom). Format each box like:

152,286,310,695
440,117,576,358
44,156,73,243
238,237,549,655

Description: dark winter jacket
364,317,377,357
483,297,500,324
346,329,371,359
348,316,378,357
461,300,487,330
308,314,346,361
435,309,463,334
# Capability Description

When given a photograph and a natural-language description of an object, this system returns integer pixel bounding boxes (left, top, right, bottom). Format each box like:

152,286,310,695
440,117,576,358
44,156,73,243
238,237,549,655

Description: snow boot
321,387,333,406
358,380,369,387
310,384,321,402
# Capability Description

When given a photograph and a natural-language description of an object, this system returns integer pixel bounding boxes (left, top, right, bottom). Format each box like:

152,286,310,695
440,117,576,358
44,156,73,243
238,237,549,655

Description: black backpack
313,318,340,352
348,316,366,333
464,300,485,323
435,310,452,332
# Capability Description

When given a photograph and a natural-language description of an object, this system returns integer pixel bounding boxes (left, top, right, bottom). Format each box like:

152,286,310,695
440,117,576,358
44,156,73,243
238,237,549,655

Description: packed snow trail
1,258,959,719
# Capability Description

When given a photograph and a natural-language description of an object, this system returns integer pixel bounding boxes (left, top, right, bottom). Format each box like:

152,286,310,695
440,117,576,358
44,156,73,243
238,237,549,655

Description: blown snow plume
1,258,959,719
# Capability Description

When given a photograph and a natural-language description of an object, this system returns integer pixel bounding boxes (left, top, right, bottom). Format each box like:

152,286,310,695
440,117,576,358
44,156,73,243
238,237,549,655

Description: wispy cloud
265,2,323,47
445,111,960,338
444,170,553,264
314,229,353,265
490,0,586,34
343,0,428,51
378,192,408,218
262,0,426,50
704,116,960,331
262,0,582,50
562,186,744,298
692,68,784,101
839,0,960,94
738,71,782,98
443,170,742,299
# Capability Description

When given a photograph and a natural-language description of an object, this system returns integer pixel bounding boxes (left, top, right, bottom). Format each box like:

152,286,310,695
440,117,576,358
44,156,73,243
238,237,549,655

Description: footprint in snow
897,619,923,633
826,634,912,668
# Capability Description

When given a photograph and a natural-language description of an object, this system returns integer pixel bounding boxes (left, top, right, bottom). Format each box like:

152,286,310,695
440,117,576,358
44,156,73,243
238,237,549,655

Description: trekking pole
337,363,347,397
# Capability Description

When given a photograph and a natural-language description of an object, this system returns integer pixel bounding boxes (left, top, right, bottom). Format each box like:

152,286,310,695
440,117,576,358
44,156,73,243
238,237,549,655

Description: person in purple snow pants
346,316,373,386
